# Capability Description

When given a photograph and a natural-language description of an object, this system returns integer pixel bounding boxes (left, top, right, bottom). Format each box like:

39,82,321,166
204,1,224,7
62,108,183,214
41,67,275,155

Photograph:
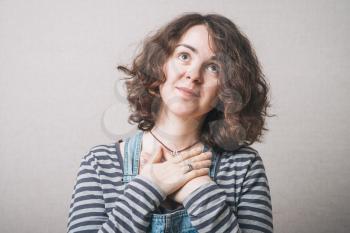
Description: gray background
1,0,349,232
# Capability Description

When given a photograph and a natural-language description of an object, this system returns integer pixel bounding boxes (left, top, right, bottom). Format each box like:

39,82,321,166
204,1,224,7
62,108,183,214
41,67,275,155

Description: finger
189,160,212,170
172,146,204,163
183,168,210,180
140,158,146,168
150,146,164,163
140,151,152,165
140,151,152,161
140,157,150,168
180,160,211,173
162,150,173,161
184,151,212,163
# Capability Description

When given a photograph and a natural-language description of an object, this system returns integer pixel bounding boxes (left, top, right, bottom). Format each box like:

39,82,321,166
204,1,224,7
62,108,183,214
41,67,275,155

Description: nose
185,63,202,83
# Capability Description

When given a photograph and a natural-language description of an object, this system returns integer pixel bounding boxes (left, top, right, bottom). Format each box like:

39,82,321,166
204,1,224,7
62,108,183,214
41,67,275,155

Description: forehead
176,25,216,56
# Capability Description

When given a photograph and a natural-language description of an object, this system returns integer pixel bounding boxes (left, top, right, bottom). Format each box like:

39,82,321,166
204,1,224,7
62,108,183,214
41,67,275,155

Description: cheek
159,63,172,93
161,61,183,90
204,79,219,95
158,78,173,102
165,59,184,79
203,81,220,105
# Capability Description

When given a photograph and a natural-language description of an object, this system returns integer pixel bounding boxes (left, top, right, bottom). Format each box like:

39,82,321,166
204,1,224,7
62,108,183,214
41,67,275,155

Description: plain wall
1,0,349,232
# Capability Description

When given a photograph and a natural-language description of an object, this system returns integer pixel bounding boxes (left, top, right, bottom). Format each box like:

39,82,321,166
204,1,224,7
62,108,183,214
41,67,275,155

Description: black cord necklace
149,130,200,157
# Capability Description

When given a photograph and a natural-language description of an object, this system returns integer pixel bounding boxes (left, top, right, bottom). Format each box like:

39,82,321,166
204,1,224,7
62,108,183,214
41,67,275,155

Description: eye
178,52,190,62
207,63,220,73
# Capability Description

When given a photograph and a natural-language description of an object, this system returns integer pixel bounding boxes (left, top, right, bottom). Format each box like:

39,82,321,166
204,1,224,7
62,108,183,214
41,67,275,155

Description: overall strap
121,130,144,183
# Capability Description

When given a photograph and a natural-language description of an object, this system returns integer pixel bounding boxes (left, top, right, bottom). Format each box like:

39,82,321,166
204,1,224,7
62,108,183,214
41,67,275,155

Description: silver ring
187,163,194,173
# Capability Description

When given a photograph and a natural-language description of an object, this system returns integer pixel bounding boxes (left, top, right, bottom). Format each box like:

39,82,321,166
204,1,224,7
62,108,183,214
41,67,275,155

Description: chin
162,102,208,119
170,108,207,119
172,110,195,117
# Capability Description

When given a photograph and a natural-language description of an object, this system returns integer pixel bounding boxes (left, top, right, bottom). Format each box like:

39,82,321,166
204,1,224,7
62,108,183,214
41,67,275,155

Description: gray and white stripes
67,144,273,233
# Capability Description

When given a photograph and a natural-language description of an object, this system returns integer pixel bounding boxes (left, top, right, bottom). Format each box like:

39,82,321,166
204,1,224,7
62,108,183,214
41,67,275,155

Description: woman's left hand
139,147,213,204
168,175,213,204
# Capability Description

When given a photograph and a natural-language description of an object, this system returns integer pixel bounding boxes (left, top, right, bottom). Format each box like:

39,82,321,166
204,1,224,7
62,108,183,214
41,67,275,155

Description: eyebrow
176,44,198,53
175,43,217,60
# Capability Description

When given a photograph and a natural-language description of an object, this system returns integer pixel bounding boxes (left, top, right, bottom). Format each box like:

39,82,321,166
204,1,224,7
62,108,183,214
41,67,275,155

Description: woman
68,13,273,233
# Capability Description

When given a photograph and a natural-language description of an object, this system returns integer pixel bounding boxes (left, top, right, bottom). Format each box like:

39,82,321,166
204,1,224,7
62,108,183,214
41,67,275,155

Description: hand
139,146,212,196
169,175,213,204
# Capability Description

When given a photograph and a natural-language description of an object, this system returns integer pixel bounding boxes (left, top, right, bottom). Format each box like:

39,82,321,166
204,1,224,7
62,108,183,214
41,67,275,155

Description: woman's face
159,24,220,119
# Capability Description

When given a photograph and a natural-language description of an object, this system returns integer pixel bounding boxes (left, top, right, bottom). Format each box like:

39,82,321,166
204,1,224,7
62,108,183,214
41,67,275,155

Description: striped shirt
67,142,273,233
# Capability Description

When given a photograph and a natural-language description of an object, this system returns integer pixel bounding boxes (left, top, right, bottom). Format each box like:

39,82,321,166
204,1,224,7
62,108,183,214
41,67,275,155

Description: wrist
171,177,213,204
186,179,213,196
137,174,167,199
183,181,216,207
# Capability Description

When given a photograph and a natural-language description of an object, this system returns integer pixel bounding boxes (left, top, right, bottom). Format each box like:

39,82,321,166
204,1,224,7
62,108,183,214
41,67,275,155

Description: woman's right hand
139,146,212,196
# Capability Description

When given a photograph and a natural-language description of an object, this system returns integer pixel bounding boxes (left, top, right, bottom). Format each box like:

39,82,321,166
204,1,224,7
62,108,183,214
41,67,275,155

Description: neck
151,106,204,151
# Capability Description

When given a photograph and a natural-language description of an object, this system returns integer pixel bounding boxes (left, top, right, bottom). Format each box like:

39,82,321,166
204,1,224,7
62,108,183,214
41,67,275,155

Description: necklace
149,130,200,157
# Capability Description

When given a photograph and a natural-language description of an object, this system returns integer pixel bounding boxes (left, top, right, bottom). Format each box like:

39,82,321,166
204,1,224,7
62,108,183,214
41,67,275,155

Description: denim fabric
122,130,218,233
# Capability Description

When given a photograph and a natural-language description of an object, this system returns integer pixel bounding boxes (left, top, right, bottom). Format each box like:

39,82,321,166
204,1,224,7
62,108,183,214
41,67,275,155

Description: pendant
172,150,179,157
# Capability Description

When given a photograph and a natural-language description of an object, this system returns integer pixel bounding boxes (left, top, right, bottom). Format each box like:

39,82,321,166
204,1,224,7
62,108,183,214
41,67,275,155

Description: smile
175,87,200,98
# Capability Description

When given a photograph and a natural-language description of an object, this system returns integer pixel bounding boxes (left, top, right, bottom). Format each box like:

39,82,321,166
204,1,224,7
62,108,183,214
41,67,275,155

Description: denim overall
121,130,219,233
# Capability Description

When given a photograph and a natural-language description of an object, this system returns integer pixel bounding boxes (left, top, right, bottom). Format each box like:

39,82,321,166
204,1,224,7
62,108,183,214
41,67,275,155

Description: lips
176,87,199,97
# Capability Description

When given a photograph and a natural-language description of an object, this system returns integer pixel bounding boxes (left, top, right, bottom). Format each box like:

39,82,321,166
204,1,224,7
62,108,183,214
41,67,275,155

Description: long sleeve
183,151,273,233
67,150,166,233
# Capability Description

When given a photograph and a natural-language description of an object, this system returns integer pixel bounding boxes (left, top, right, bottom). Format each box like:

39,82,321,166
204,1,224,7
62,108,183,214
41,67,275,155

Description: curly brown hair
117,13,274,151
